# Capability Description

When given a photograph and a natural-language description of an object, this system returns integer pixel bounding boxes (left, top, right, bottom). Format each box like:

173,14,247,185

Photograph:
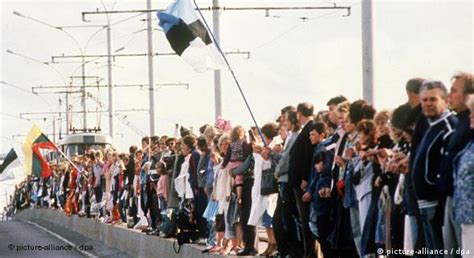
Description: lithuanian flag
22,125,58,178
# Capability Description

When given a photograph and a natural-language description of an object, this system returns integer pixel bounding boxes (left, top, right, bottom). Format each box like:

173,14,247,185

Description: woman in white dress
102,149,113,223
248,123,280,256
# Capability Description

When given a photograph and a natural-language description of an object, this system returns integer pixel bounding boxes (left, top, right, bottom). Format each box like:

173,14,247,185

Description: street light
6,49,70,137
1,81,53,111
6,49,49,65
1,81,58,142
0,80,31,94
13,11,61,30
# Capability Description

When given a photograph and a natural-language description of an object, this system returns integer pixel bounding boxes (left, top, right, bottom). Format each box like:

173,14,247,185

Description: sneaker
146,229,158,236
202,245,215,253
195,238,207,245
229,246,243,255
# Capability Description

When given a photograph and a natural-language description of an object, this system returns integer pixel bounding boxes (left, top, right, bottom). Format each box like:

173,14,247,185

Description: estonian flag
0,148,21,181
157,0,224,72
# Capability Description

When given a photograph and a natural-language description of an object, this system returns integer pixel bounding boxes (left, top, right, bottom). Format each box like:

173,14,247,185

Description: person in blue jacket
303,121,334,258
438,72,473,255
412,81,458,258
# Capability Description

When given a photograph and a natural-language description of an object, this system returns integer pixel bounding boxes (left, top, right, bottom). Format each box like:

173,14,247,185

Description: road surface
0,218,130,258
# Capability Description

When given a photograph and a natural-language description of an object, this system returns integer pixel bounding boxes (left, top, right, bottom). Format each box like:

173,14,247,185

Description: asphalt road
0,219,130,258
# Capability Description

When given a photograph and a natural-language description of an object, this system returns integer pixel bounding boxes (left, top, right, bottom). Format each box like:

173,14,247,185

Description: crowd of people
4,72,473,258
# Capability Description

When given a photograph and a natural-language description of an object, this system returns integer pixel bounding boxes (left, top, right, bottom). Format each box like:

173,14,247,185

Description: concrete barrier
15,209,222,258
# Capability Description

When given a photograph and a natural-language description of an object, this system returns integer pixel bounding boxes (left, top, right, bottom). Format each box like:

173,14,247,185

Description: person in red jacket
65,164,78,216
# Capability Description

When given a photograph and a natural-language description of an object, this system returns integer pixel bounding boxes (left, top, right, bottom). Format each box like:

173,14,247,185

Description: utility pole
213,0,222,119
146,0,156,136
52,117,56,143
65,84,70,134
58,98,62,139
107,21,114,139
81,56,87,129
362,0,374,105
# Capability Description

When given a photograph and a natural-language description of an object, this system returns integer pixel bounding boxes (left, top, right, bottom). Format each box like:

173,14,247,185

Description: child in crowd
374,110,395,149
156,161,169,216
222,126,253,204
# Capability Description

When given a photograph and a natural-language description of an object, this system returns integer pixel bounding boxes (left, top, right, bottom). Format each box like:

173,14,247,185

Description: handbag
260,161,278,196
175,200,197,246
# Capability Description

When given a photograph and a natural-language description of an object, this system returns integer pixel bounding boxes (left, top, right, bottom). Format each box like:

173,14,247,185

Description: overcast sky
1,0,473,154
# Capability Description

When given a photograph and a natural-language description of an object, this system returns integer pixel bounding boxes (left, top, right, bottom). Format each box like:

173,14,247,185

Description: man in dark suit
288,102,316,258
125,145,137,224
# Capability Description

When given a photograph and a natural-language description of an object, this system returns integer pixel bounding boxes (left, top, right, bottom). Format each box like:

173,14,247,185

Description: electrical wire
250,1,360,51
0,136,22,145
57,12,146,57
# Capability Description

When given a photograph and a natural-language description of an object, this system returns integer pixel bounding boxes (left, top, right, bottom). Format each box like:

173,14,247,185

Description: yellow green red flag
22,125,57,178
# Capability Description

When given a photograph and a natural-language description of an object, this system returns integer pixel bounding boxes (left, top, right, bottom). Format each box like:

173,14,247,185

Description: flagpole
192,0,267,146
52,145,81,173
38,129,78,171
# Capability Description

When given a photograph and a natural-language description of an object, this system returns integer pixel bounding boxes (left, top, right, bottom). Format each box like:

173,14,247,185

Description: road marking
20,219,98,258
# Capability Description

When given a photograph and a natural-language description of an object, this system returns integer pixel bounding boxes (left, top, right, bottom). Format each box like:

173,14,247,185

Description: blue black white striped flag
157,0,224,72
0,148,21,181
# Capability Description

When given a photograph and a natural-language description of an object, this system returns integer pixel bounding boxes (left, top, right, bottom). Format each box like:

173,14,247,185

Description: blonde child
156,161,169,214
222,126,252,204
